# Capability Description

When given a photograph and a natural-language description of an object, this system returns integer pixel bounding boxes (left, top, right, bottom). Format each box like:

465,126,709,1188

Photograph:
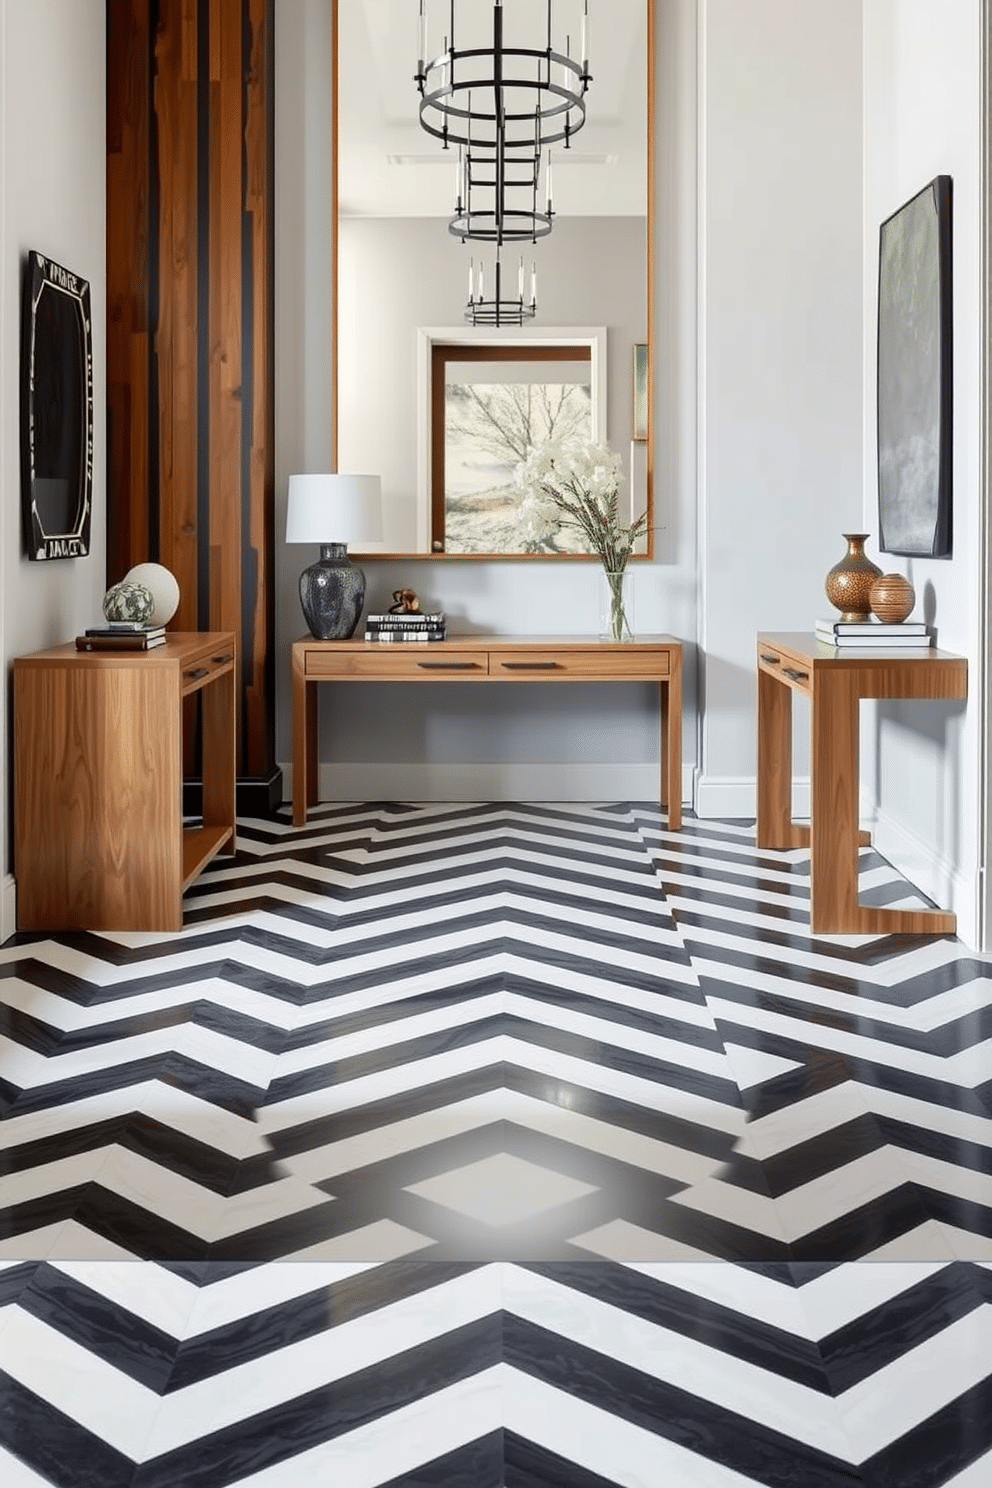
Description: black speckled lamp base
299,542,366,639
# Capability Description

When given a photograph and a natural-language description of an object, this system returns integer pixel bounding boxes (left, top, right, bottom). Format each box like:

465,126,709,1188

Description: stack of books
76,622,167,652
364,611,446,643
815,617,932,648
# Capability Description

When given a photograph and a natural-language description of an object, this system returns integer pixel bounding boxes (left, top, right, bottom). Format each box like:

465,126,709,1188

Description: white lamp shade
285,473,383,545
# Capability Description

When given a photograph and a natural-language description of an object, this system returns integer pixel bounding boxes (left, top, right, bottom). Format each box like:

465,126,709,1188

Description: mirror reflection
334,0,651,558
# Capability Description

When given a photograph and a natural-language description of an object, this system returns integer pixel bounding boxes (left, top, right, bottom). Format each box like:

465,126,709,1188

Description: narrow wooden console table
292,634,682,829
14,632,237,932
756,632,967,935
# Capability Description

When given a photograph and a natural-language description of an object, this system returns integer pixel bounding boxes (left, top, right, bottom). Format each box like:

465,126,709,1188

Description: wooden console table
292,634,682,829
756,632,967,935
14,632,237,932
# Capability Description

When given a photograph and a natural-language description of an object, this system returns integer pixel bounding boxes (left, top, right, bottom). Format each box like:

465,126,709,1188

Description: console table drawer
305,647,490,679
490,648,670,680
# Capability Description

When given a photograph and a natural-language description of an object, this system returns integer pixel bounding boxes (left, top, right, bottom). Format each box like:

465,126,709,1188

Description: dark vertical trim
196,0,211,628
240,0,255,771
147,0,161,560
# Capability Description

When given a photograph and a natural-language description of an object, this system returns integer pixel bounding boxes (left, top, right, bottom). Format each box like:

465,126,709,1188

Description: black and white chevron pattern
1,803,990,1485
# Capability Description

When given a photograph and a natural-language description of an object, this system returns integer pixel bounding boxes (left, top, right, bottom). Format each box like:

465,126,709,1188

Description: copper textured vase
869,572,915,623
824,533,882,622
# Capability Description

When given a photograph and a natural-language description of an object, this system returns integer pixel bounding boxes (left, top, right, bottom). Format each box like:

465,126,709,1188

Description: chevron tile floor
1,802,990,1485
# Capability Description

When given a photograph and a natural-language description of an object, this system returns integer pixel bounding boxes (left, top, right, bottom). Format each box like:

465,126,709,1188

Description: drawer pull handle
185,667,209,680
782,667,809,682
416,661,480,670
500,661,559,671
212,652,234,664
760,653,781,665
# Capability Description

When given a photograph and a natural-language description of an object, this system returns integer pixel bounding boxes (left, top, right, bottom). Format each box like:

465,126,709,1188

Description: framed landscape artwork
21,249,94,560
876,174,952,557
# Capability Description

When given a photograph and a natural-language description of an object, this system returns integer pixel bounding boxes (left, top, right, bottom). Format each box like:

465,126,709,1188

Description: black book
85,624,166,639
76,633,167,651
365,612,445,626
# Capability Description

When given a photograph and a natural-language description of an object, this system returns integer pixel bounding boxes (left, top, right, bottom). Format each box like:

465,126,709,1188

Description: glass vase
598,567,634,642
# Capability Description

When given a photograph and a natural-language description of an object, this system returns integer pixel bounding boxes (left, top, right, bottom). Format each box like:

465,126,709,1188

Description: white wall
1,0,107,942
696,0,865,817
338,215,646,555
862,0,983,944
275,0,700,802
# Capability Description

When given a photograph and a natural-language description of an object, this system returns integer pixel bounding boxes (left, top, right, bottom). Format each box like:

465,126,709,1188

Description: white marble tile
276,993,505,1075
42,1222,144,1261
0,1304,164,1458
835,1305,992,1461
626,1261,814,1338
145,1264,502,1456
744,1082,875,1161
50,1261,199,1340
0,1082,267,1163
669,1177,790,1244
179,1261,375,1336
938,1224,992,1262
720,1041,803,1091
406,1153,597,1227
503,1365,788,1488
217,1366,505,1487
504,1266,850,1457
92,1145,331,1244
570,1219,723,1262
943,1448,992,1486
0,1148,114,1209
499,1035,746,1135
793,1263,944,1341
0,1447,61,1487
280,1221,434,1263
769,1148,920,1242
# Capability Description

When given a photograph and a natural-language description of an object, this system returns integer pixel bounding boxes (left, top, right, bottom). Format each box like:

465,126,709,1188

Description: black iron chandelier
416,0,591,160
416,0,591,325
465,250,537,326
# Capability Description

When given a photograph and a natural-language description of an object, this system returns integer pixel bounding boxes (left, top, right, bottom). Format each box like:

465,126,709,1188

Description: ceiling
337,0,648,220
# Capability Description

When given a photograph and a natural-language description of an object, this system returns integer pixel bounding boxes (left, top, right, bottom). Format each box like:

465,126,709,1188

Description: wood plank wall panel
106,0,151,580
106,0,279,807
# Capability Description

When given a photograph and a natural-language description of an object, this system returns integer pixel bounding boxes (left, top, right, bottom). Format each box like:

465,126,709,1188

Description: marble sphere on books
103,579,154,623
125,562,181,625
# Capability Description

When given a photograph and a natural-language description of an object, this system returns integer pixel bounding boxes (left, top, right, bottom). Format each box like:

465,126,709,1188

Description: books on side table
364,611,446,643
814,618,932,648
76,623,167,652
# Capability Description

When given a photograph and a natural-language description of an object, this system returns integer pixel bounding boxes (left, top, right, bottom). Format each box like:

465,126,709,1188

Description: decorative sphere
869,572,915,624
103,579,155,623
125,562,181,625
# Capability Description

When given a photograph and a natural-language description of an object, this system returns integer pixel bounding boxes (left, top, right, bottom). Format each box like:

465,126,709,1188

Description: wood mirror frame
331,0,654,560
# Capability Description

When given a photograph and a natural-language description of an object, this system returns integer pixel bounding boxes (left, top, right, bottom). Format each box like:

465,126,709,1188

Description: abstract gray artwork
876,175,952,556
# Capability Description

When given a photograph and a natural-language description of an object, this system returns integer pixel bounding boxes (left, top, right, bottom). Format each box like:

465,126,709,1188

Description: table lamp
285,473,383,639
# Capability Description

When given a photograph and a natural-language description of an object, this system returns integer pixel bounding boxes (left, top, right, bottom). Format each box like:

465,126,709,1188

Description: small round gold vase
868,572,915,623
824,533,882,622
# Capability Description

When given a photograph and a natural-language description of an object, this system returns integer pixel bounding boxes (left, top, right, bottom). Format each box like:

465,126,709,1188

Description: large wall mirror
333,0,653,558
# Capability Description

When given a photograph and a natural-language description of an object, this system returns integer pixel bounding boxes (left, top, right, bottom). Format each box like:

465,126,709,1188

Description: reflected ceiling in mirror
333,0,652,558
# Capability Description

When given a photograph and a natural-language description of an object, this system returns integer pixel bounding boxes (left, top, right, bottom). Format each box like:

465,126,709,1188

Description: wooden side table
13,632,237,932
756,632,967,935
292,634,683,830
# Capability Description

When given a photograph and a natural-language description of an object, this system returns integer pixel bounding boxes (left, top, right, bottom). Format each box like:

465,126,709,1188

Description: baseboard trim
279,762,695,806
868,802,978,950
1,873,16,947
694,775,810,821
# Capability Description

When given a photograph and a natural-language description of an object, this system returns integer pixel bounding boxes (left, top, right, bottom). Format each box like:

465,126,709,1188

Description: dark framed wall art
876,174,952,557
20,249,94,560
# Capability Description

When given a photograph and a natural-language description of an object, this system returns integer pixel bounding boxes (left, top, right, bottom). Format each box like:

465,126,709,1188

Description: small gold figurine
389,588,422,614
